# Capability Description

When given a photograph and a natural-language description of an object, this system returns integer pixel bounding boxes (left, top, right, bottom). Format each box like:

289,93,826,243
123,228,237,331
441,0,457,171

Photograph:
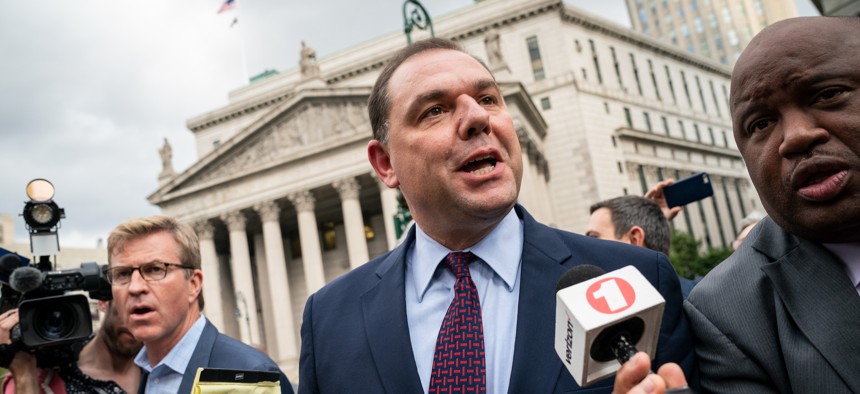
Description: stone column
194,221,225,331
252,234,272,350
288,190,326,294
376,178,399,250
254,201,298,367
221,211,261,345
333,177,369,269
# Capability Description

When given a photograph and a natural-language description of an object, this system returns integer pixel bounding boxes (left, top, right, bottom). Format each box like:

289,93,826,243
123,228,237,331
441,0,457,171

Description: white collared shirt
405,208,524,394
134,315,206,394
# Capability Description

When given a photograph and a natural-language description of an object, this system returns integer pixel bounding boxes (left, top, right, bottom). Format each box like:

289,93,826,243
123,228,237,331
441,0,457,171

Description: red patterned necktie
429,251,487,393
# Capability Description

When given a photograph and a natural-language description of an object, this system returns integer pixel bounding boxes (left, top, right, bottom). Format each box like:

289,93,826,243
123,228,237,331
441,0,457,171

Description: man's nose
127,269,148,293
778,108,829,157
456,95,490,139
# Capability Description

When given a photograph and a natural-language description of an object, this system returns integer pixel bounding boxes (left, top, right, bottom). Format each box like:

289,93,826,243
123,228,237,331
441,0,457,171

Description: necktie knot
444,251,476,279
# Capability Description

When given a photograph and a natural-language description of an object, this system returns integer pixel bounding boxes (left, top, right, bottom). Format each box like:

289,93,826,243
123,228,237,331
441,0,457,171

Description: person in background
0,300,143,394
587,196,698,298
731,211,764,251
106,215,293,394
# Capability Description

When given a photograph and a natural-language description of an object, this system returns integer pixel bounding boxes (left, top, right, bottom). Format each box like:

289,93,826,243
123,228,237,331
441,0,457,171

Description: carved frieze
191,99,369,186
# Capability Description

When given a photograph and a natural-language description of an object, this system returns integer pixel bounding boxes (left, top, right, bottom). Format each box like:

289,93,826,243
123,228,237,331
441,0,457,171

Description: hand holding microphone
553,264,692,393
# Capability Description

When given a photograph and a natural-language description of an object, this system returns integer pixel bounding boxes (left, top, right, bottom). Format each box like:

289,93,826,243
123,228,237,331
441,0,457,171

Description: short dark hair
590,196,671,254
367,37,491,143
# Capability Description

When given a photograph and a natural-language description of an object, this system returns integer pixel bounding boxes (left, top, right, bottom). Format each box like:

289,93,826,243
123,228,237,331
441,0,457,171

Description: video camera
0,179,111,368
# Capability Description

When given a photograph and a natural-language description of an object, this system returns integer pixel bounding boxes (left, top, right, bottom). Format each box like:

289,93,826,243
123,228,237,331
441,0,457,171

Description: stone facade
625,0,797,66
149,0,762,380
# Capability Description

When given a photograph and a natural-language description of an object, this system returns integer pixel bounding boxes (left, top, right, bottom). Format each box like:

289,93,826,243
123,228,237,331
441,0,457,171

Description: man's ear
626,226,646,248
189,269,203,306
98,300,108,313
368,140,399,188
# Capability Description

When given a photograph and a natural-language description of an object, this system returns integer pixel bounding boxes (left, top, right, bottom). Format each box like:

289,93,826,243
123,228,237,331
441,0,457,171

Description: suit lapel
361,229,424,393
177,319,218,394
758,221,860,390
507,206,572,393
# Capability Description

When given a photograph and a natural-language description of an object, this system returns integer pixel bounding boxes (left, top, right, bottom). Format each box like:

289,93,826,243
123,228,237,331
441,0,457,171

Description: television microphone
554,265,665,387
10,266,44,294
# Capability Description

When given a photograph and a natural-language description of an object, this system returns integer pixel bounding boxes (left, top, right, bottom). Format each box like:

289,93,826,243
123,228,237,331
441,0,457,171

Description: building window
540,97,551,110
643,112,653,132
708,12,718,28
612,136,617,147
722,130,729,147
604,102,610,114
678,120,687,139
698,200,713,248
629,54,642,96
728,29,739,47
694,124,702,142
581,68,588,80
734,178,747,217
754,0,764,15
589,39,603,85
638,165,648,194
526,36,545,80
681,71,693,108
708,127,715,145
611,46,624,90
695,76,708,113
661,116,669,135
700,41,711,58
322,222,337,251
648,60,661,101
709,80,721,117
213,139,221,148
665,65,677,104
677,169,695,233
617,161,624,173
710,197,727,247
722,177,738,234
694,17,704,33
624,107,633,128
681,24,690,38
722,7,732,23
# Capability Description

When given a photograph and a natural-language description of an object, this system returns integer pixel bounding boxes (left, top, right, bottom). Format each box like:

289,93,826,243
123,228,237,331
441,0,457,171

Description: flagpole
233,1,249,83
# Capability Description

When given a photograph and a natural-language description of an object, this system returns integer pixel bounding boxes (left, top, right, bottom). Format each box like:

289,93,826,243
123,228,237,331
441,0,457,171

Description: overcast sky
0,0,818,249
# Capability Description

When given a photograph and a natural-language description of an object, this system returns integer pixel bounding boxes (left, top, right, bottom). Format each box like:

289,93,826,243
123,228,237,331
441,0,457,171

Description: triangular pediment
150,87,372,204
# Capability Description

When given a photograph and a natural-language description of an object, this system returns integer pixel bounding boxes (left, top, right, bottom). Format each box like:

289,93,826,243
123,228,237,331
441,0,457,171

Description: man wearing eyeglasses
106,215,293,394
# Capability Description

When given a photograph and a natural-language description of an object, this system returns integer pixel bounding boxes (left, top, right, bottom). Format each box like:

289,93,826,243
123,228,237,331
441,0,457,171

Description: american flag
217,0,236,14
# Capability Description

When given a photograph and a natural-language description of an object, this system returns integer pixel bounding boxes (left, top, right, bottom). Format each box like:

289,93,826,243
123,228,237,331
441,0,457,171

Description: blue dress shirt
135,314,206,394
406,209,523,394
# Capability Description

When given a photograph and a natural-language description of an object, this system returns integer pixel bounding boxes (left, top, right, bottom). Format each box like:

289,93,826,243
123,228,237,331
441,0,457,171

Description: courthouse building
148,0,761,378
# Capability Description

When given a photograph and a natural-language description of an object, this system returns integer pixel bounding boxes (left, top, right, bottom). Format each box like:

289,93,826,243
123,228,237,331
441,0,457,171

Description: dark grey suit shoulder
685,217,860,393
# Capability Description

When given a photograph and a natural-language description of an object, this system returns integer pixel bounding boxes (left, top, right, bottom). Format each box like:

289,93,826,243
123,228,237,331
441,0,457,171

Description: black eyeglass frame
105,262,196,286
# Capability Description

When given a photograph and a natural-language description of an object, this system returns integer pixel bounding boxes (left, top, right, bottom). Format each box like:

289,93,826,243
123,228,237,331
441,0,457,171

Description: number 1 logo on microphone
586,277,636,314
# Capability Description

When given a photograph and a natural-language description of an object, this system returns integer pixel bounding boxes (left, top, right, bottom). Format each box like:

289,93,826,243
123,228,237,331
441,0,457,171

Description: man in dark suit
299,37,694,394
682,16,860,393
106,215,293,393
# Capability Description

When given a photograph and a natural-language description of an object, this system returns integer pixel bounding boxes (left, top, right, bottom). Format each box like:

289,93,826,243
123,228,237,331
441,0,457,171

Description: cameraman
0,300,142,394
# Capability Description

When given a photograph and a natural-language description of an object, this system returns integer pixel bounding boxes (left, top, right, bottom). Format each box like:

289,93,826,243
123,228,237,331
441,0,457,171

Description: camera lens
33,303,78,341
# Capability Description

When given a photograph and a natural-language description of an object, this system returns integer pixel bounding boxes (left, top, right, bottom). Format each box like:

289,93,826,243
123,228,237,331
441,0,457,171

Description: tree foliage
669,229,733,279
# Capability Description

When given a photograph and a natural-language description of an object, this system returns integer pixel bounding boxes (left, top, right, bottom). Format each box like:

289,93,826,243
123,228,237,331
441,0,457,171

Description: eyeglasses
105,262,195,286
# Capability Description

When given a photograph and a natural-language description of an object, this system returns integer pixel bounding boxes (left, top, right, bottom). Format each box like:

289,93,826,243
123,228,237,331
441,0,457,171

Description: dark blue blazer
299,205,696,393
138,318,294,394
